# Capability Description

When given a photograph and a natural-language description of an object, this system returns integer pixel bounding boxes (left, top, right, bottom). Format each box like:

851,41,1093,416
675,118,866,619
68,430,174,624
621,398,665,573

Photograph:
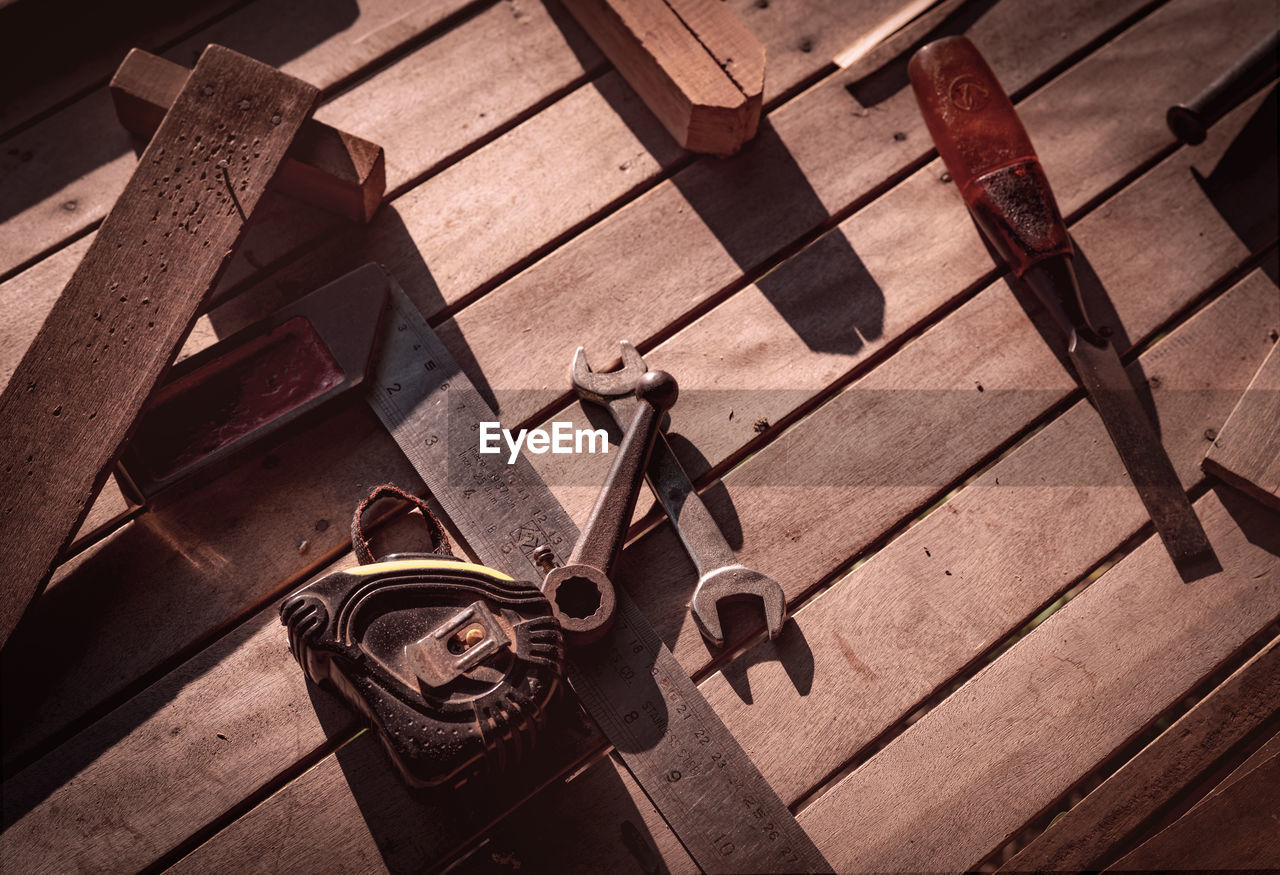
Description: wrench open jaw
690,566,788,649
572,341,789,647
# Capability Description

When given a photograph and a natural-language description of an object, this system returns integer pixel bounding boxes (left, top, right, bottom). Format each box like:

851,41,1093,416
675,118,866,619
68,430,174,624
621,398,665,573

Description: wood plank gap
0,214,102,288
380,66,609,204
985,623,1280,870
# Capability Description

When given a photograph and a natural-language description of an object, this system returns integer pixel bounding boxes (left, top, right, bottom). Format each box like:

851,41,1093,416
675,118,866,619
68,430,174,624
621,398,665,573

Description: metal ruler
366,278,830,873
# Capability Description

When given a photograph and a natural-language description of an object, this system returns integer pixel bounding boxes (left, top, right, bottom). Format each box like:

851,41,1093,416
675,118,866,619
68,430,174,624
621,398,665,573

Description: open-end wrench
573,342,787,647
541,368,677,645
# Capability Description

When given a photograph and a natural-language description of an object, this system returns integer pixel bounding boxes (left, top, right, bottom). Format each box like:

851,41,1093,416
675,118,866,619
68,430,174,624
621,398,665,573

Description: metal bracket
406,601,511,687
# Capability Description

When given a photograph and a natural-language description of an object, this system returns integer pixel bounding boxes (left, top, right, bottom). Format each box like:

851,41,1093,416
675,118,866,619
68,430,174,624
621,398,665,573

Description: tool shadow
1194,86,1279,284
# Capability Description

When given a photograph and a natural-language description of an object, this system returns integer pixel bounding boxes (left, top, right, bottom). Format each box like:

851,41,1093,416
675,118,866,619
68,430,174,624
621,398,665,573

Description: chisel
908,36,1213,568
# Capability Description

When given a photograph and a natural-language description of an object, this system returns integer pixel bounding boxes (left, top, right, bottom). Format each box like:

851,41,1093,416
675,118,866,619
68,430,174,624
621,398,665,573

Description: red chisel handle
909,36,1099,341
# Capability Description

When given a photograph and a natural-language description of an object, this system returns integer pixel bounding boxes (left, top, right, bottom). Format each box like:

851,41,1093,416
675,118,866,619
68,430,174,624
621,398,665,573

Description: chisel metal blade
1069,332,1213,566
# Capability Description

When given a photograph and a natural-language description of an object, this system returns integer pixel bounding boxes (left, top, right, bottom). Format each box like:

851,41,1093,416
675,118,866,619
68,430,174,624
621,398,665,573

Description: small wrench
572,342,787,647
541,368,677,645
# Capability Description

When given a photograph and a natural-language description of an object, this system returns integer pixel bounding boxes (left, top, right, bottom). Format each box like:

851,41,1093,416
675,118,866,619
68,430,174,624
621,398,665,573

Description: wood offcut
0,45,318,647
110,49,384,222
562,0,765,155
1203,340,1280,510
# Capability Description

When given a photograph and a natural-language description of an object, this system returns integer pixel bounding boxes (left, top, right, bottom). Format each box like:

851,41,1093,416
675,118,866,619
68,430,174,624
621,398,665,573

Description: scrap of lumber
1202,340,1280,510
111,49,384,222
0,45,318,648
562,0,764,155
1003,637,1280,871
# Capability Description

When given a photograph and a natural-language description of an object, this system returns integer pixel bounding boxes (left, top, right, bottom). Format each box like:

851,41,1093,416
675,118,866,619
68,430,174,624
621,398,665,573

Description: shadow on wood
0,0,359,226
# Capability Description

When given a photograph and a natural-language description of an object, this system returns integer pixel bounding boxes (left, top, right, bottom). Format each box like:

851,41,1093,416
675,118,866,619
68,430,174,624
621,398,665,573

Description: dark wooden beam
0,44,319,646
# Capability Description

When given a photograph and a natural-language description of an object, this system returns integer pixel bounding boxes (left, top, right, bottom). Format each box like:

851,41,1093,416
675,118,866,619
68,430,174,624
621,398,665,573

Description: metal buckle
405,601,510,687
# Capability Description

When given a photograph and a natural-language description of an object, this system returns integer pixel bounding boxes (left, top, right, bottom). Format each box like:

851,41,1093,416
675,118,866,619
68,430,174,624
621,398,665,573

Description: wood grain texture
1204,341,1280,510
1108,749,1280,870
0,0,1255,781
798,483,1280,872
111,49,385,222
0,45,317,646
562,0,763,154
1003,637,1280,871
162,258,1277,874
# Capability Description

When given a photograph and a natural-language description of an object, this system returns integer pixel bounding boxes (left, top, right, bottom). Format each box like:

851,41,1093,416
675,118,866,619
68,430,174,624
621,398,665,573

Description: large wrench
541,368,676,645
572,342,786,647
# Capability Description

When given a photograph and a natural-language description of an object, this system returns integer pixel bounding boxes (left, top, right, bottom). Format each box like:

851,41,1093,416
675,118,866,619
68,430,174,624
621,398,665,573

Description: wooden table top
2,0,1277,871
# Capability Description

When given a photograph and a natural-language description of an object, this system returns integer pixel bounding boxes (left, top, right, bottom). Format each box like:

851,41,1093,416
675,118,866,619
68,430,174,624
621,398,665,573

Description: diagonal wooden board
0,45,318,646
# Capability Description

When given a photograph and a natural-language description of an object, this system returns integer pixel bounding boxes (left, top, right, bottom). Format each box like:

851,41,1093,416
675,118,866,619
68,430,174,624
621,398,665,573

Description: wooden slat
110,49,385,222
797,484,1280,871
1003,638,1280,870
0,0,973,762
1107,746,1280,870
0,45,318,646
562,0,763,154
1204,341,1280,510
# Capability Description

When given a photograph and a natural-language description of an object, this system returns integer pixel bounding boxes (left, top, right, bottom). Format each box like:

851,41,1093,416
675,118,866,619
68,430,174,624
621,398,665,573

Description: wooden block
562,0,764,155
1003,638,1280,871
110,49,384,222
1203,340,1280,510
0,45,318,648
